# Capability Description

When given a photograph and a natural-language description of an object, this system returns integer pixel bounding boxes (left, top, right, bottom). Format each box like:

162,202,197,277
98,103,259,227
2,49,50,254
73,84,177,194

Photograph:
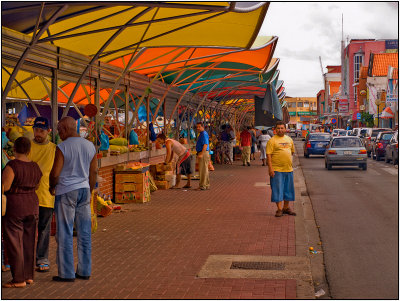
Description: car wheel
327,164,332,170
362,163,367,170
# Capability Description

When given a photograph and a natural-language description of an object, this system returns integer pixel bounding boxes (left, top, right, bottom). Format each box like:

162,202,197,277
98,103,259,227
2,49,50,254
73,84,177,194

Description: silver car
325,136,367,170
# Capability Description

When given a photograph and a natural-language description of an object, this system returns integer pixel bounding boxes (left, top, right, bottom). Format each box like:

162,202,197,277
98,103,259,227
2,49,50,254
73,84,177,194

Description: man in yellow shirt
29,117,56,272
266,121,296,217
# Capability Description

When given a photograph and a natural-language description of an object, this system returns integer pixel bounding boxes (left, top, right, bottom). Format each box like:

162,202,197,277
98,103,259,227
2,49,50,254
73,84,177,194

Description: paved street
295,140,399,299
2,159,301,300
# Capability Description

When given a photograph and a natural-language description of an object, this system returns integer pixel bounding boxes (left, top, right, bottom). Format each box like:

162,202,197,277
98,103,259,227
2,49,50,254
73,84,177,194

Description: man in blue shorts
266,121,296,217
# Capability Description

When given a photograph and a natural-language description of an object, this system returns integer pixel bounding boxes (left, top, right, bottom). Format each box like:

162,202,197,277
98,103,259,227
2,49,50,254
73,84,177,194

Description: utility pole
319,56,327,114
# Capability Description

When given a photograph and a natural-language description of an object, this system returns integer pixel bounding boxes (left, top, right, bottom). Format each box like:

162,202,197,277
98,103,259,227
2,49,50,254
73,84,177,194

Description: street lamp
375,97,382,128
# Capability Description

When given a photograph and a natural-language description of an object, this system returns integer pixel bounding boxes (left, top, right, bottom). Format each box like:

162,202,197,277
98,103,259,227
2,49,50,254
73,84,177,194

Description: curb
293,141,331,299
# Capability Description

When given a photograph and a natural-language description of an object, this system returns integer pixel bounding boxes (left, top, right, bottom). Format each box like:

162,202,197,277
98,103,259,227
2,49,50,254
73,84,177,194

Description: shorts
177,151,192,175
270,171,295,203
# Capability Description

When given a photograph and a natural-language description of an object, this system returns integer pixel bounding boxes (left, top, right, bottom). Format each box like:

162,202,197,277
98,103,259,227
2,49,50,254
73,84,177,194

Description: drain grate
230,261,285,270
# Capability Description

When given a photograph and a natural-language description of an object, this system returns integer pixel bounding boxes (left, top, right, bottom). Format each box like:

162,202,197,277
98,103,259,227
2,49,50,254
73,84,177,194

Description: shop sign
338,99,349,113
297,111,317,116
356,113,361,120
331,118,337,124
385,40,398,50
289,111,296,116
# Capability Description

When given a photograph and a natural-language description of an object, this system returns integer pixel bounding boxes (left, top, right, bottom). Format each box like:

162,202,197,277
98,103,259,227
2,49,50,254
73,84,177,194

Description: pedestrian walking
49,117,97,282
227,124,236,162
28,117,56,273
250,126,257,160
240,126,252,166
258,130,271,166
266,121,296,217
2,137,42,288
219,125,233,165
195,122,210,190
156,134,192,189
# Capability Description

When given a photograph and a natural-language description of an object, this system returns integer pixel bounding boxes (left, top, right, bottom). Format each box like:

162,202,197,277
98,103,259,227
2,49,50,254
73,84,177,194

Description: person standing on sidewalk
266,121,296,217
2,137,42,288
49,117,97,282
227,124,236,162
156,134,192,189
240,126,252,166
28,117,56,273
258,130,271,166
196,122,210,190
250,126,257,161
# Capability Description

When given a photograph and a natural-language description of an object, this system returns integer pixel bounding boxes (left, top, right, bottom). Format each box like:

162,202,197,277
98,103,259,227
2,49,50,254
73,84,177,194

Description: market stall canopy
109,36,278,75
2,2,269,62
381,106,394,119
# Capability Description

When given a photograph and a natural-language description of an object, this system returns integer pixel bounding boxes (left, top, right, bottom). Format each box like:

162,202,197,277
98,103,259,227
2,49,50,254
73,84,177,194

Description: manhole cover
230,261,285,270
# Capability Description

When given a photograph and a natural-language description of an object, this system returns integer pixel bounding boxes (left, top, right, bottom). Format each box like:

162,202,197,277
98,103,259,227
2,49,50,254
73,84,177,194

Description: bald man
49,117,97,282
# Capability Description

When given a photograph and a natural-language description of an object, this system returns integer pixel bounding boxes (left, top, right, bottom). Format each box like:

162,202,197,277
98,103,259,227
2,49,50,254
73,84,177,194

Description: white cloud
261,2,398,97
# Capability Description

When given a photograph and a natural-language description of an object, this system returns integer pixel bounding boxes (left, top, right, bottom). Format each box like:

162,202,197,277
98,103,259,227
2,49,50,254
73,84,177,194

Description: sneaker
275,210,283,217
282,208,296,216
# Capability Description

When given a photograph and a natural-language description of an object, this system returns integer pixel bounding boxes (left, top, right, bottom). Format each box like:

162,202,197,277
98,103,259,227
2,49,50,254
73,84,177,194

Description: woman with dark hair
2,137,42,288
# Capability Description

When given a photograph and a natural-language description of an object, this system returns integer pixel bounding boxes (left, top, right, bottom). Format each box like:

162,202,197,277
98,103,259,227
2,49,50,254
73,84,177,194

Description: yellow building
285,96,318,126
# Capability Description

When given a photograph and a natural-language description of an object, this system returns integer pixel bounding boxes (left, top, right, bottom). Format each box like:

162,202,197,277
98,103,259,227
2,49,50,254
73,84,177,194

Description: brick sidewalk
2,158,297,299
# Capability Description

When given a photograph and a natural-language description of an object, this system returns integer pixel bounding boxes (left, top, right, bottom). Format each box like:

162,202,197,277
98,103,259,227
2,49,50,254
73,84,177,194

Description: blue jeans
55,188,91,279
36,206,54,266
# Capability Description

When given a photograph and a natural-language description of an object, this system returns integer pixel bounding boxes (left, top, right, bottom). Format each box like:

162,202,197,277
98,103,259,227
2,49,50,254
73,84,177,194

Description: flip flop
25,279,33,285
182,185,192,189
36,264,50,272
2,281,26,288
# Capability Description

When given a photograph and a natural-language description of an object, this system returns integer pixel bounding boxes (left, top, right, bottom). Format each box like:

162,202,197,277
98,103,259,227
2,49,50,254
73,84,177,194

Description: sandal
2,281,26,288
25,279,33,285
36,264,50,272
282,208,296,216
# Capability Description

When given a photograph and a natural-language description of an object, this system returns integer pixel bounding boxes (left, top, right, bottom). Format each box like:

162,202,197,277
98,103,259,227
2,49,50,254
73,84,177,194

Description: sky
260,2,399,98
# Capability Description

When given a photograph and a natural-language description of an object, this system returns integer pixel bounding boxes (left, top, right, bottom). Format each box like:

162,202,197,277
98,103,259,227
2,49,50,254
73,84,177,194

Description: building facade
286,96,317,127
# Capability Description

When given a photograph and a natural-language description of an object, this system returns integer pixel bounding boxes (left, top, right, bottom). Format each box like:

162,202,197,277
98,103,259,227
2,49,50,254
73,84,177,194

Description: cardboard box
114,191,150,204
115,171,148,184
156,174,174,182
155,180,170,190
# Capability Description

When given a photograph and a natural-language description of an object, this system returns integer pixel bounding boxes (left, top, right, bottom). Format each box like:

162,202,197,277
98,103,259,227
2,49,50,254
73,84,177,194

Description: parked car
360,128,391,157
372,131,394,161
303,133,331,158
325,136,367,170
384,131,398,165
332,129,341,136
352,127,369,138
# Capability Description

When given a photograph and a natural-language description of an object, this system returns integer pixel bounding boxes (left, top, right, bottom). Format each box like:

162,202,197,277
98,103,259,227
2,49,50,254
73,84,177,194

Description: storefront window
297,102,303,107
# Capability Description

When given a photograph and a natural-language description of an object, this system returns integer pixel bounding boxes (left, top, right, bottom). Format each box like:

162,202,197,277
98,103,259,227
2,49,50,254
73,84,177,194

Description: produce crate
114,169,150,203
155,180,170,190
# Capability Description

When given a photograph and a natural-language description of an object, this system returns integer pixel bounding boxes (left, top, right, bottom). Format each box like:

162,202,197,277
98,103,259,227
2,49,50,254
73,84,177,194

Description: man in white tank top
156,134,192,189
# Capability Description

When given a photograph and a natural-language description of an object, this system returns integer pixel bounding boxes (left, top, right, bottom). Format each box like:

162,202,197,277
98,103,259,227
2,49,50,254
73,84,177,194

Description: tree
360,112,374,127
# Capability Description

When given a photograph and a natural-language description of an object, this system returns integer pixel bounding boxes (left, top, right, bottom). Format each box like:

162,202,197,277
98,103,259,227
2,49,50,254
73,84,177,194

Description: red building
342,39,386,123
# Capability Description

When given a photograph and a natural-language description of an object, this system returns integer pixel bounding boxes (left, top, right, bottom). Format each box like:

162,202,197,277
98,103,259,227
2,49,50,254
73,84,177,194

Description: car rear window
380,133,393,140
309,134,330,141
338,130,347,135
360,129,368,135
331,138,362,148
372,129,386,137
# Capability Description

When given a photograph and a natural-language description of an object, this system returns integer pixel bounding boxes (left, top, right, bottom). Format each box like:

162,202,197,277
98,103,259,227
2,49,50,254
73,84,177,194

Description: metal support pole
51,69,58,142
163,97,166,134
146,95,150,148
95,75,101,168
125,85,130,162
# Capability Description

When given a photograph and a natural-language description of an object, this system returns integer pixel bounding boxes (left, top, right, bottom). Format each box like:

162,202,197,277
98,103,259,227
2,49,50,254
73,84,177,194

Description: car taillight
377,143,383,149
359,149,367,154
328,150,337,154
396,143,398,149
306,142,311,148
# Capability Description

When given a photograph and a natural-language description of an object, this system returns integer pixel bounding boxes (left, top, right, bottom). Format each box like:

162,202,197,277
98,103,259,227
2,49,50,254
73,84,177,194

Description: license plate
317,143,324,148
343,151,352,155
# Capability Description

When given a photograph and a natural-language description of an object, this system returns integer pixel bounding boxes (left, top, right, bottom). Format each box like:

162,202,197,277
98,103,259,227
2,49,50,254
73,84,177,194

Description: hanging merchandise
180,129,188,138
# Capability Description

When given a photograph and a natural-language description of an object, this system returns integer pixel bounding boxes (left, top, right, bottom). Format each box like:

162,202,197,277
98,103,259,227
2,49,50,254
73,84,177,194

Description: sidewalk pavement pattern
2,156,311,299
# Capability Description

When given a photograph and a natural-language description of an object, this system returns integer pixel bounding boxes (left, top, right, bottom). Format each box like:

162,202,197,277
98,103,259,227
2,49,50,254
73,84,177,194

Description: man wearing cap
28,117,56,272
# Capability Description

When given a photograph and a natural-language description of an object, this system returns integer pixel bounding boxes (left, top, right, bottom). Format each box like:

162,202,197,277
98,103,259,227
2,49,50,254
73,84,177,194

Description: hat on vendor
33,117,50,130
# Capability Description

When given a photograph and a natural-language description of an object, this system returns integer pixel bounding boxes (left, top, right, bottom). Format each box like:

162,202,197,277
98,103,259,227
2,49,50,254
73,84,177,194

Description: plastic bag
99,130,109,151
180,129,188,138
129,130,139,145
190,128,196,140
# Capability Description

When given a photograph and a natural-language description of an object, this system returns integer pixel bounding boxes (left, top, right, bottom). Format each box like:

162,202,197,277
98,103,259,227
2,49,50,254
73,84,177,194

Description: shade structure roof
2,2,269,62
